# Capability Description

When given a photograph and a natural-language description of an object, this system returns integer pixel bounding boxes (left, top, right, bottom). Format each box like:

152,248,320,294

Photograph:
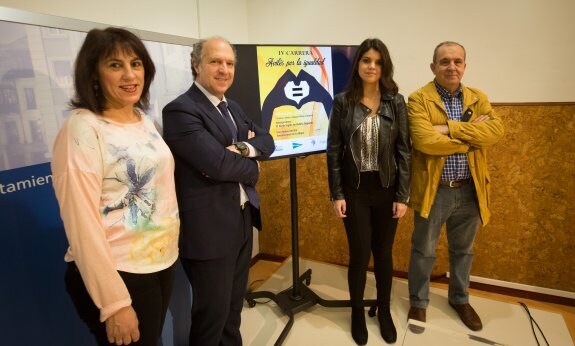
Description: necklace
362,96,380,116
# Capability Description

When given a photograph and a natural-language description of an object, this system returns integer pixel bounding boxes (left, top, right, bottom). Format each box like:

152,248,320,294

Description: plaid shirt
435,80,471,181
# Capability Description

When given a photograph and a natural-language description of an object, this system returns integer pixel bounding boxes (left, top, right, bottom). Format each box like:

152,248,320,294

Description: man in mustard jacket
407,41,504,332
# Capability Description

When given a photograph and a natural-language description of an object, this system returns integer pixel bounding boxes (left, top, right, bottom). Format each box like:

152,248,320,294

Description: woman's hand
105,306,140,345
392,202,408,218
332,199,347,218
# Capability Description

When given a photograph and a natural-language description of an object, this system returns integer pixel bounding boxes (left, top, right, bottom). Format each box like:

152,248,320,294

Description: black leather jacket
327,92,411,203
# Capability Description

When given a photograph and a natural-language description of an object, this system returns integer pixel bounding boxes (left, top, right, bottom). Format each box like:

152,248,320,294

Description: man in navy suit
162,37,274,345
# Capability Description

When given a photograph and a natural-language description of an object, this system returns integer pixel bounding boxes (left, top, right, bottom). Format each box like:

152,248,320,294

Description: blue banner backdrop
0,163,96,344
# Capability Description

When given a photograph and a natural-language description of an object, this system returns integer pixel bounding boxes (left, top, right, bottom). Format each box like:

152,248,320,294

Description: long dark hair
70,27,156,113
345,38,398,104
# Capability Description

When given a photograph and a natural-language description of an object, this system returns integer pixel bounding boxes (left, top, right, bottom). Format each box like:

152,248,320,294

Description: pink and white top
51,108,179,322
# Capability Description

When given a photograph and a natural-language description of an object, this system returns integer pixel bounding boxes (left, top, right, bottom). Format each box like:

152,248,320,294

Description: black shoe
377,309,397,344
407,306,426,334
351,307,368,345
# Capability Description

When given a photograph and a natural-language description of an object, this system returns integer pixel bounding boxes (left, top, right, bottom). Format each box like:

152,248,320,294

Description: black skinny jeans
343,171,398,308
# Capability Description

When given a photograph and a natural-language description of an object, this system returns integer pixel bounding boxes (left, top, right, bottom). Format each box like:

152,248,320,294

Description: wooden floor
248,258,575,343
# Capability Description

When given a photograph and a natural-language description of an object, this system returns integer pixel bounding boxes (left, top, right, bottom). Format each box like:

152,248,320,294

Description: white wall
0,0,199,38
245,0,575,102
2,0,573,102
0,0,251,43
196,0,249,42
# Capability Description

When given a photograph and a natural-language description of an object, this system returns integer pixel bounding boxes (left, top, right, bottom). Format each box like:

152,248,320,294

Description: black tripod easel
245,157,377,346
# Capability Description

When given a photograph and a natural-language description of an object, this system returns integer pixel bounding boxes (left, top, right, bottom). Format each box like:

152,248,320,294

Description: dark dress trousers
162,84,274,345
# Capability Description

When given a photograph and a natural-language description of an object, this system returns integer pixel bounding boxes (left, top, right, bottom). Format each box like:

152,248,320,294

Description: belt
439,178,471,188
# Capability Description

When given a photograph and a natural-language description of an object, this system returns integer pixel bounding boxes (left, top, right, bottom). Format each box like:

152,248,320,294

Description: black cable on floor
247,297,272,305
518,301,550,346
247,279,272,304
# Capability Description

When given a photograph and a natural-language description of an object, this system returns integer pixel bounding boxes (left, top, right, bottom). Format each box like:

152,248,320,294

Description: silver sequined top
359,114,380,172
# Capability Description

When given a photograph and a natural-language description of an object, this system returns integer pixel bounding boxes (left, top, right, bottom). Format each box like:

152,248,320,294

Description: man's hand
433,115,490,136
473,115,490,123
226,144,240,154
332,199,347,218
105,306,139,345
227,130,253,155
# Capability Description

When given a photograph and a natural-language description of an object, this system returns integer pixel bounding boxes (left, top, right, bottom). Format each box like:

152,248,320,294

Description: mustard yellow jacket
407,81,504,225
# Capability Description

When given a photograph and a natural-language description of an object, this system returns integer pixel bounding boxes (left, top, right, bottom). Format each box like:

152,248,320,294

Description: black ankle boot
351,307,368,345
378,308,397,344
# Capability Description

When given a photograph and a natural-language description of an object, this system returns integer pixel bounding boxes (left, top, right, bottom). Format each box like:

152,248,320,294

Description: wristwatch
234,142,249,157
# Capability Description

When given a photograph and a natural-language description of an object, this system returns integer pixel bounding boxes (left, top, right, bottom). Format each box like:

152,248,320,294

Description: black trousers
343,171,398,308
181,205,253,346
65,261,176,346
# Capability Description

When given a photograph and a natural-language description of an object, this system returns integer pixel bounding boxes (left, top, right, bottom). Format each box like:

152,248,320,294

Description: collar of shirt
195,82,228,108
434,80,463,122
434,79,462,99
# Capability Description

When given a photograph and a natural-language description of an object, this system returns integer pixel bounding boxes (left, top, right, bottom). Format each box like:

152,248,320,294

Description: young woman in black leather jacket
326,38,411,345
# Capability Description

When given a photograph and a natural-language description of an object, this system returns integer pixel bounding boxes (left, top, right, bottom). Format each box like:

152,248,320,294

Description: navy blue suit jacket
162,84,275,260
